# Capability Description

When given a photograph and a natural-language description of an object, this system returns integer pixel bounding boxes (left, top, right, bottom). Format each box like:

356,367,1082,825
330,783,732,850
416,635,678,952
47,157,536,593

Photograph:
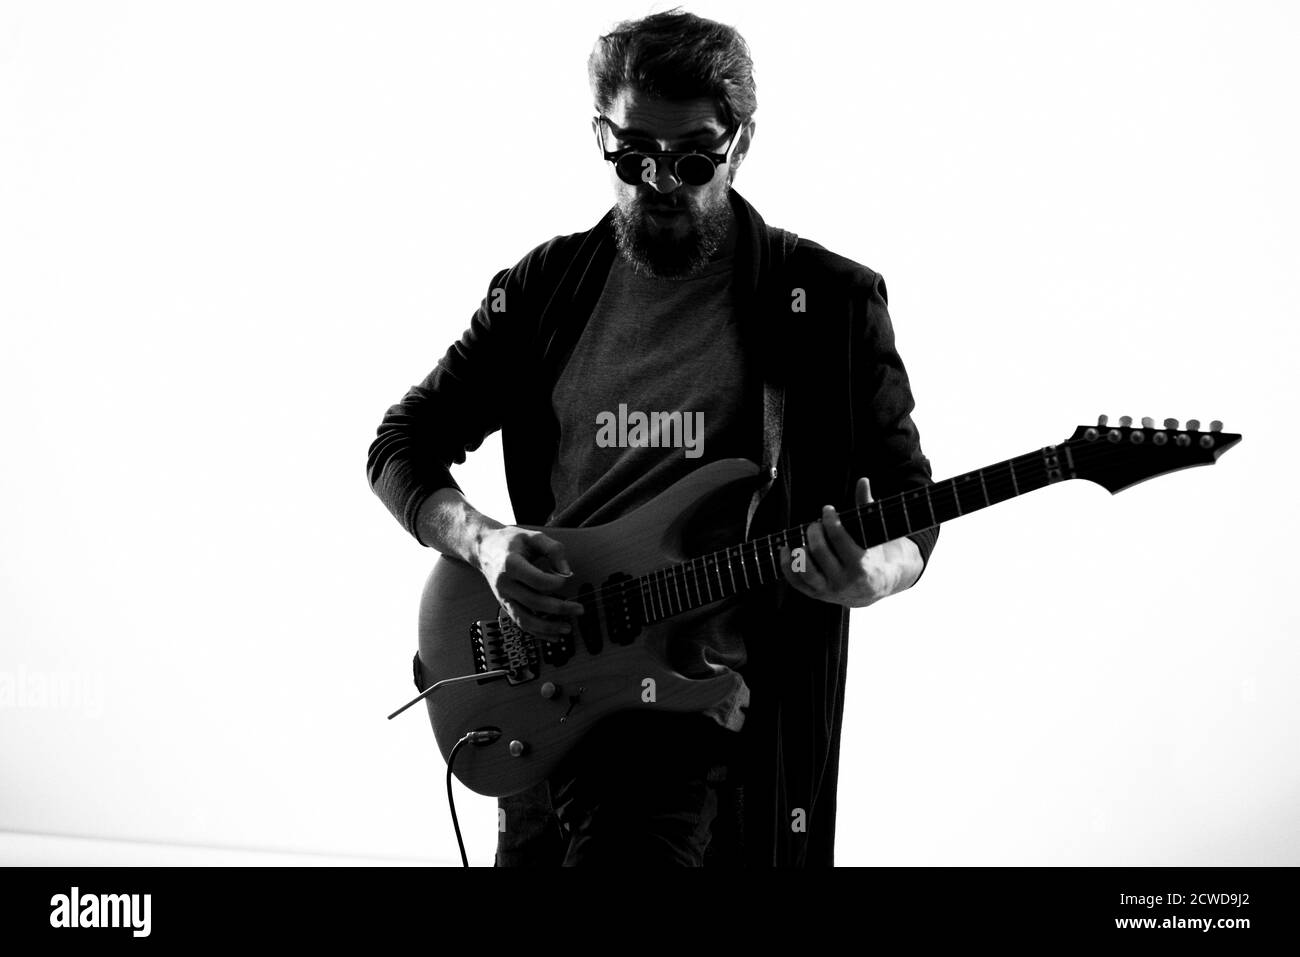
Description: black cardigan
367,187,940,866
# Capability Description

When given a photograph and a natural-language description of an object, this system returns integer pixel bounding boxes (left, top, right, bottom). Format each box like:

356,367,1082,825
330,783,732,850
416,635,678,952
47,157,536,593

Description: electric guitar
396,415,1240,797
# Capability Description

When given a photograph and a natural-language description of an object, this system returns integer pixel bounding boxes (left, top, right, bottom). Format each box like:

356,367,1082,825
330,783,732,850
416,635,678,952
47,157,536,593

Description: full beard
612,191,732,279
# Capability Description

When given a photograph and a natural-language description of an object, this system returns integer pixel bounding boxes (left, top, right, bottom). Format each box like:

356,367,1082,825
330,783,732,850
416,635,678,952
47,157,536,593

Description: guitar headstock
1067,415,1241,493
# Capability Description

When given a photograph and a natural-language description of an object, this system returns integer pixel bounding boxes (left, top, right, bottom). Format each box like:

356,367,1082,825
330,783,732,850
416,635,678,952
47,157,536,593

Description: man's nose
647,159,681,193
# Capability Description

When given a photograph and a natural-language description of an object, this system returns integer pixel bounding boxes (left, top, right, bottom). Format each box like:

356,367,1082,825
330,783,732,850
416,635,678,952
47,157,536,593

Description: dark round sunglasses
596,115,739,187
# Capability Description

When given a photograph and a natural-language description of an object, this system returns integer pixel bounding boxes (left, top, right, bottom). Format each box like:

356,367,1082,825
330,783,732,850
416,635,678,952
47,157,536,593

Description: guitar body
417,457,761,798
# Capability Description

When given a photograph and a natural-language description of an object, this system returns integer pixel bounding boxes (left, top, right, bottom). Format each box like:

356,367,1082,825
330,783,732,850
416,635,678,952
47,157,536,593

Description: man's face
595,88,753,278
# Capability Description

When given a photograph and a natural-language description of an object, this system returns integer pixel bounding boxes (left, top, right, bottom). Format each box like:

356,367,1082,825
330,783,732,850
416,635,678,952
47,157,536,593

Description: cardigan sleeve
849,269,941,583
365,263,532,545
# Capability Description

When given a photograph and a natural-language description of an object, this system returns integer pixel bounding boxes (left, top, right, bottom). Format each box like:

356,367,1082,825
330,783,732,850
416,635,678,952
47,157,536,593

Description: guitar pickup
602,572,643,645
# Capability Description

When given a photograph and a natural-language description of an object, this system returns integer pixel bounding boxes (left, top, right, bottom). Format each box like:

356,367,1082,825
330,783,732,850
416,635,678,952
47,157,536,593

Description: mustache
640,199,689,212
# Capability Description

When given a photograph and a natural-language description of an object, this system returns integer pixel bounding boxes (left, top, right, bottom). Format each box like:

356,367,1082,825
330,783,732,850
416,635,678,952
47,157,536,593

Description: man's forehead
605,89,726,138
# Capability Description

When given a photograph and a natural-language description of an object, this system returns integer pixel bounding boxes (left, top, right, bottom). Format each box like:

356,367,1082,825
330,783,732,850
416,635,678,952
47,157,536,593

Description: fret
639,577,651,624
701,557,713,603
670,568,682,614
925,486,936,527
899,496,914,534
768,535,781,580
725,547,737,593
878,504,889,541
857,508,866,547
949,477,963,515
712,552,727,598
1008,459,1019,496
751,542,764,584
956,474,985,514
932,479,958,524
738,544,750,590
977,468,989,506
988,462,1023,507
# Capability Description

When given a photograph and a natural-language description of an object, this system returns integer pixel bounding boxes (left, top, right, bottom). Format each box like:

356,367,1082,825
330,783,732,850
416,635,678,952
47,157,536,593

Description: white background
1,0,1296,866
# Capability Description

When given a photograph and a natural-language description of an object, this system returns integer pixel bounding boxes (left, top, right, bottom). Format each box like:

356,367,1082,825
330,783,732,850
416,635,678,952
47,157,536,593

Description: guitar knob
1119,415,1133,428
540,681,559,699
1187,418,1200,431
1141,416,1154,428
509,740,527,757
1163,418,1179,430
1097,414,1108,426
1210,420,1223,432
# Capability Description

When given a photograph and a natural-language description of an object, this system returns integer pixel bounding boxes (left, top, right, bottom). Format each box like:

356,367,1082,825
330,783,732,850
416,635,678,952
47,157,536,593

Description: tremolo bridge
470,607,575,684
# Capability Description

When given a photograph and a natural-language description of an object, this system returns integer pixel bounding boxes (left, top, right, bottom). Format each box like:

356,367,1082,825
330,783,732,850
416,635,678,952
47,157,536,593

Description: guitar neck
636,445,1063,625
636,417,1240,625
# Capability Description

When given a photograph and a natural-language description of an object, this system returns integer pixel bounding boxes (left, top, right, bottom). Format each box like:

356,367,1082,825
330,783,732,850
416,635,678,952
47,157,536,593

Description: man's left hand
777,476,922,609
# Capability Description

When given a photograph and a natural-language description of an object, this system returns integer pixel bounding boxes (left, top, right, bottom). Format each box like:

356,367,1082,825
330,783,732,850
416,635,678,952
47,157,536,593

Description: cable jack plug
463,729,501,746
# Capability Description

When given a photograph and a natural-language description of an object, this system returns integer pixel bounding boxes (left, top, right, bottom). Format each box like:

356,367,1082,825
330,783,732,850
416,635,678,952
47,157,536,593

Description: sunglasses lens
675,155,716,186
615,153,653,185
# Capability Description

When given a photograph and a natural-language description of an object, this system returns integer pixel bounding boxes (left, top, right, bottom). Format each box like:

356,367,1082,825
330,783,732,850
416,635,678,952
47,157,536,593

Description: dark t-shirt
547,251,753,731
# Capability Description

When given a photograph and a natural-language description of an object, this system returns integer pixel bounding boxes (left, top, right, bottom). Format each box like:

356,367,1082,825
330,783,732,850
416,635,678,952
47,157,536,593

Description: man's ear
730,118,757,176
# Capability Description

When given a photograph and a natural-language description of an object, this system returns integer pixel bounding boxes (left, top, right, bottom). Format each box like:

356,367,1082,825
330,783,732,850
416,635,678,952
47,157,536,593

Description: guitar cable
388,667,513,866
446,729,501,867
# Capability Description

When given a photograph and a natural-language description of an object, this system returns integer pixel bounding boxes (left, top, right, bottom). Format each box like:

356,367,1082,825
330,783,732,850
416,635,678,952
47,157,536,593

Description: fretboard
635,443,1073,624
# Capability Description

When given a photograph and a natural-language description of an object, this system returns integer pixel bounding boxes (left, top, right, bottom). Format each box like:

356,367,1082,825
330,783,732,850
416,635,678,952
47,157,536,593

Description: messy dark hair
587,8,757,131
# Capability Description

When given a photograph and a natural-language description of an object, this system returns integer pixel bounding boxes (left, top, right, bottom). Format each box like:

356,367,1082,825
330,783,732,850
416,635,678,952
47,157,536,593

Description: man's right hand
415,488,584,641
474,526,585,641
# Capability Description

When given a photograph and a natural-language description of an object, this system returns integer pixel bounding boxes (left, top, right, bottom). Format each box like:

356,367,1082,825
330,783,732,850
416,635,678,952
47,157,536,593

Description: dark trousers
495,709,741,867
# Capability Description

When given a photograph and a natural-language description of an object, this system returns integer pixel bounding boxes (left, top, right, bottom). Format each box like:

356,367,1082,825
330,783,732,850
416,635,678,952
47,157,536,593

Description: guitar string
548,435,1216,622
521,433,1223,632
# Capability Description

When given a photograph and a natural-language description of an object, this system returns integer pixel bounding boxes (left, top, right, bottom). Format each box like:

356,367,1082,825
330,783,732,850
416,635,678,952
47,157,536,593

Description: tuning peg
1141,416,1154,428
1097,414,1108,427
1119,415,1133,427
1187,418,1200,431
1163,418,1179,430
1210,420,1223,432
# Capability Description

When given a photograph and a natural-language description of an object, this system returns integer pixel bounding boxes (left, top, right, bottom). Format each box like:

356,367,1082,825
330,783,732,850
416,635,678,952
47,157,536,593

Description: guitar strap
743,378,784,540
743,226,798,541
